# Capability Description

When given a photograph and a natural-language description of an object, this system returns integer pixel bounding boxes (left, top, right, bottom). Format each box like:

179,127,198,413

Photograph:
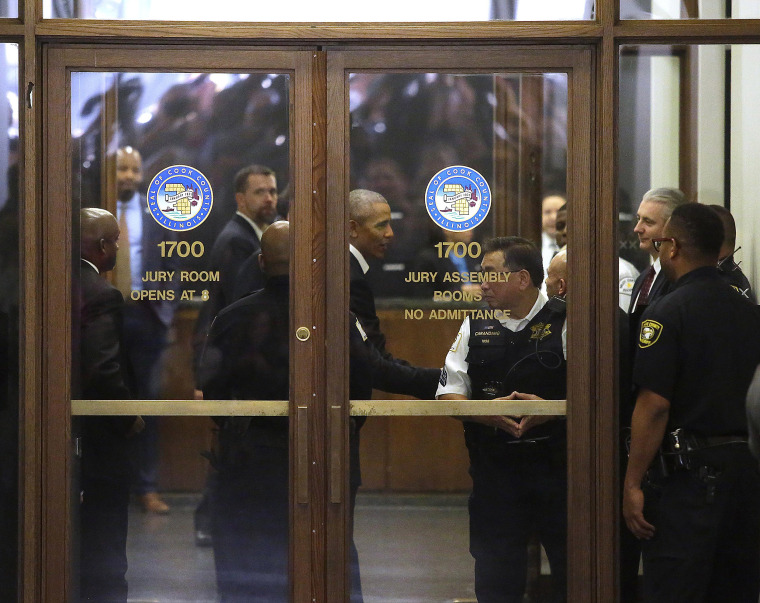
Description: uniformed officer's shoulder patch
619,277,636,295
639,319,663,348
530,322,552,341
439,366,448,386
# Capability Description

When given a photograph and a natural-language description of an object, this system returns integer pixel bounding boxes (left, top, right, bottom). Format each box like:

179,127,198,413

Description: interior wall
730,43,760,292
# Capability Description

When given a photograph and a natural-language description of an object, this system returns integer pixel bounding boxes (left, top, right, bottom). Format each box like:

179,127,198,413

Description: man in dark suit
348,189,439,389
207,165,277,314
77,207,143,602
348,189,394,352
115,146,179,514
628,188,688,325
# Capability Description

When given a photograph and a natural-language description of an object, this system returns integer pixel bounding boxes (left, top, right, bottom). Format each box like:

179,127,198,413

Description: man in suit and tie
77,207,143,602
115,146,179,514
349,189,394,353
628,188,688,323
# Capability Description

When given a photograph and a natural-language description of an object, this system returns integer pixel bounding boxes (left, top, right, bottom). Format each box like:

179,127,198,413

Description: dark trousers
641,445,760,603
79,478,130,603
468,440,567,603
211,443,364,602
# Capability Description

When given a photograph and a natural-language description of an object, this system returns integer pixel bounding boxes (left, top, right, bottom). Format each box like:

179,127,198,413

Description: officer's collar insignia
354,317,368,342
639,319,663,348
530,322,552,341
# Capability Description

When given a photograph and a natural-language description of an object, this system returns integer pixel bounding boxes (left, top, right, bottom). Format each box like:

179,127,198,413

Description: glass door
42,45,320,602
325,47,595,602
41,43,595,602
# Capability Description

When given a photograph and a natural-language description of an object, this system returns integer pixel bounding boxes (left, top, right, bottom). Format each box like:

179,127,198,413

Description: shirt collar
349,244,369,274
498,290,547,330
118,191,141,211
81,258,99,274
236,211,265,242
542,231,558,249
653,257,661,275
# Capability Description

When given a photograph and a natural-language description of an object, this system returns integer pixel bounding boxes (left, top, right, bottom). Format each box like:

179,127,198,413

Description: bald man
544,249,568,299
78,208,142,603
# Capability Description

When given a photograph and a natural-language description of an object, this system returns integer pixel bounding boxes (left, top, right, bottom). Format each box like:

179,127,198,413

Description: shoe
140,492,170,514
195,529,213,547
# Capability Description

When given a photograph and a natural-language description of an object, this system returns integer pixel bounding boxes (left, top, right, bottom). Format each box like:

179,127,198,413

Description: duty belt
650,428,748,477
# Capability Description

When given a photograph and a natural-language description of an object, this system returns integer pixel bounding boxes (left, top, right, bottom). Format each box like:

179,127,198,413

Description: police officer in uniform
437,236,567,603
623,203,760,603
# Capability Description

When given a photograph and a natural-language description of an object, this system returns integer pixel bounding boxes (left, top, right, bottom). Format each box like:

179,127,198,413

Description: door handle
330,405,342,503
296,405,308,504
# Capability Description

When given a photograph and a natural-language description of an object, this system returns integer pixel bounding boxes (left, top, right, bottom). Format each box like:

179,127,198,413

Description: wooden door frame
325,44,595,602
41,44,319,602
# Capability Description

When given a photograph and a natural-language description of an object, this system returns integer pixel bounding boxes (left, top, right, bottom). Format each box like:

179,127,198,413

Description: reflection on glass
621,0,759,19
618,44,760,602
72,70,290,600
0,42,19,602
47,0,592,20
349,72,568,601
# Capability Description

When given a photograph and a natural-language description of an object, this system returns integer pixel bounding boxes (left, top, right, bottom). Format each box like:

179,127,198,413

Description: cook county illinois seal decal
425,166,491,231
147,165,213,231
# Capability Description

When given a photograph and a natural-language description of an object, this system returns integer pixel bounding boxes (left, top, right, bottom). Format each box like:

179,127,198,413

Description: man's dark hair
483,236,543,288
668,203,724,261
234,165,275,194
707,204,736,248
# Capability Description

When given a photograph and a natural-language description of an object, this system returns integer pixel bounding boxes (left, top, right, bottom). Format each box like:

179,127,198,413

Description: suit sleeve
349,316,439,399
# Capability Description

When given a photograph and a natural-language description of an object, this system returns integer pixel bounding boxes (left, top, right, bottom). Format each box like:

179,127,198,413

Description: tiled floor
124,493,475,603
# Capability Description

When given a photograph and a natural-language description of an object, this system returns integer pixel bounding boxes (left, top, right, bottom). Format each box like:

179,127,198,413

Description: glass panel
0,42,18,603
0,1,18,18
348,72,568,601
45,0,593,20
71,70,292,600
621,0,759,19
618,43,760,601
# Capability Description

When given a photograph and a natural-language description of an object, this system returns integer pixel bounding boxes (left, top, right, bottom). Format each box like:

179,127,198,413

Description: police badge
639,319,663,348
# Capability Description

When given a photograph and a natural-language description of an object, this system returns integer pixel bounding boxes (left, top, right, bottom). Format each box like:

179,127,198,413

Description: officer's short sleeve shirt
633,266,760,435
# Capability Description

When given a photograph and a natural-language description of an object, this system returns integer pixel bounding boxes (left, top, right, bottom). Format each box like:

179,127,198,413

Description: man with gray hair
349,188,395,352
629,188,688,321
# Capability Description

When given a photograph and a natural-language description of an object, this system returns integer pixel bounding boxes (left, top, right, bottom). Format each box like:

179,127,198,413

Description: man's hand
498,391,556,438
472,414,522,438
623,483,655,540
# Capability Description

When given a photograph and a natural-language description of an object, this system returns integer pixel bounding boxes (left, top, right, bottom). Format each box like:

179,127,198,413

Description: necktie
113,206,132,299
635,265,656,309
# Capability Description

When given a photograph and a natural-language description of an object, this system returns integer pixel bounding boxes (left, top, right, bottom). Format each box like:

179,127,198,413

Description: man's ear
517,269,532,290
348,219,359,240
258,253,266,273
98,238,107,255
559,278,568,297
234,191,244,212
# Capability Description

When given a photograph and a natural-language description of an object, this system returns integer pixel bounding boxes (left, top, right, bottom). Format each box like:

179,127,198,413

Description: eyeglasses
652,237,676,252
